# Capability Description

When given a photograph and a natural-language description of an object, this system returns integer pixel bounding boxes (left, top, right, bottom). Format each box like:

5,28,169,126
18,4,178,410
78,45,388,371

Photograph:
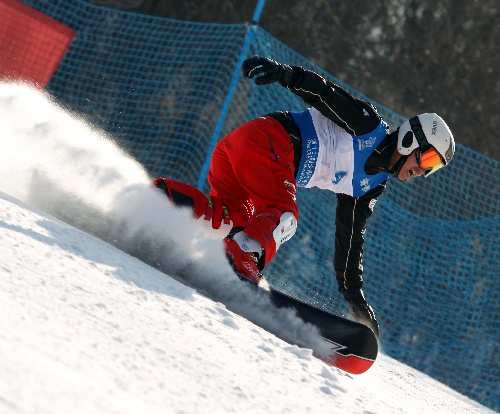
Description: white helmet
397,113,455,177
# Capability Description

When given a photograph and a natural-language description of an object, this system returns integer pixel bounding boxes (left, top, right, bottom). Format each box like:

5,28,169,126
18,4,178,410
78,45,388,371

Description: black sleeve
333,182,386,292
286,66,381,136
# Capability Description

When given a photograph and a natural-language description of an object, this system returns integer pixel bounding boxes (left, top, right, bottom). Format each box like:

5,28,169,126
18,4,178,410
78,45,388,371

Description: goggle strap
409,116,429,148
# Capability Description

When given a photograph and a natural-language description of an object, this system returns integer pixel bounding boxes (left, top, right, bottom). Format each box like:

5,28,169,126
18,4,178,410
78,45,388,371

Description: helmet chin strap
390,154,408,179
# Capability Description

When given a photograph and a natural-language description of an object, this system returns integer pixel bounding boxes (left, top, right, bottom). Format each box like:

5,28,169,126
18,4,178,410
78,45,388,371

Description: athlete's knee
273,211,297,249
236,208,298,269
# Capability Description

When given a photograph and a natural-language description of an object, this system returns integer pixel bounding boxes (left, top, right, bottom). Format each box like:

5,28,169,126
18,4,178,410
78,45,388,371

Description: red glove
153,177,231,229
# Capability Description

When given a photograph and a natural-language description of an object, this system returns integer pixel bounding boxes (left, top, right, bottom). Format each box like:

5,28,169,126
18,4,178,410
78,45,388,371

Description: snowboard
240,276,378,375
152,177,378,374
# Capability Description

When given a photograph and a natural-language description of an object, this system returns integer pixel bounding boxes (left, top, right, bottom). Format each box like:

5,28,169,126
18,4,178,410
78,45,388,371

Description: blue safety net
16,0,500,410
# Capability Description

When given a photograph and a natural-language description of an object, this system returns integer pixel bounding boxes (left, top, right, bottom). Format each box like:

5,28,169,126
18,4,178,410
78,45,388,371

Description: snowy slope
0,82,494,414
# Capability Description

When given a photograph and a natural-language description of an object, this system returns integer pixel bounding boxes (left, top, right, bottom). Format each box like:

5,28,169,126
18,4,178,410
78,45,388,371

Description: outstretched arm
334,182,386,336
334,182,385,290
241,55,380,135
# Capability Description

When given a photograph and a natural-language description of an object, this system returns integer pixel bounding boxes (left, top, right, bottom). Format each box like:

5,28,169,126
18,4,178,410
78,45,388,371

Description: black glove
241,55,295,86
342,288,380,338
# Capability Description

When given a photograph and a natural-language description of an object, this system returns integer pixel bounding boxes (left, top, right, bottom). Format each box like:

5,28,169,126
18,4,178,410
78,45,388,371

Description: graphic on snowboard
244,277,378,375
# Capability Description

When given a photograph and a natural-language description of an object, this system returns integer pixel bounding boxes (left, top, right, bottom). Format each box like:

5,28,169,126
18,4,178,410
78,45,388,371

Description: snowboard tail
258,280,378,374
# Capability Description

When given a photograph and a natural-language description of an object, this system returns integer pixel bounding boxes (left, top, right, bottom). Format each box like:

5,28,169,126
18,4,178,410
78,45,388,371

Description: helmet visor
417,147,445,177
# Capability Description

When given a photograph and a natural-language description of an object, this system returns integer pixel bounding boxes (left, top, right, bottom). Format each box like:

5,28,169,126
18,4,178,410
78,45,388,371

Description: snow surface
0,82,494,414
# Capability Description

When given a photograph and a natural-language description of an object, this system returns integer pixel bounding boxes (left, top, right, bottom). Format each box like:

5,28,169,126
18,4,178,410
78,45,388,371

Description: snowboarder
154,55,455,336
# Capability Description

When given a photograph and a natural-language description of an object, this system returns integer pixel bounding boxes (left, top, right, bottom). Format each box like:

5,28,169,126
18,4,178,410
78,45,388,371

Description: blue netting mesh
18,0,500,410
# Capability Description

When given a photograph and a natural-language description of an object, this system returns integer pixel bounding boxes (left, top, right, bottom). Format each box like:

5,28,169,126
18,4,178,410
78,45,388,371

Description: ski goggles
409,116,445,177
416,146,445,176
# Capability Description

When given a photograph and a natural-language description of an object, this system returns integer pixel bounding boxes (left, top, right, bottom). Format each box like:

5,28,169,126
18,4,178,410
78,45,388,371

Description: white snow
0,82,494,414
